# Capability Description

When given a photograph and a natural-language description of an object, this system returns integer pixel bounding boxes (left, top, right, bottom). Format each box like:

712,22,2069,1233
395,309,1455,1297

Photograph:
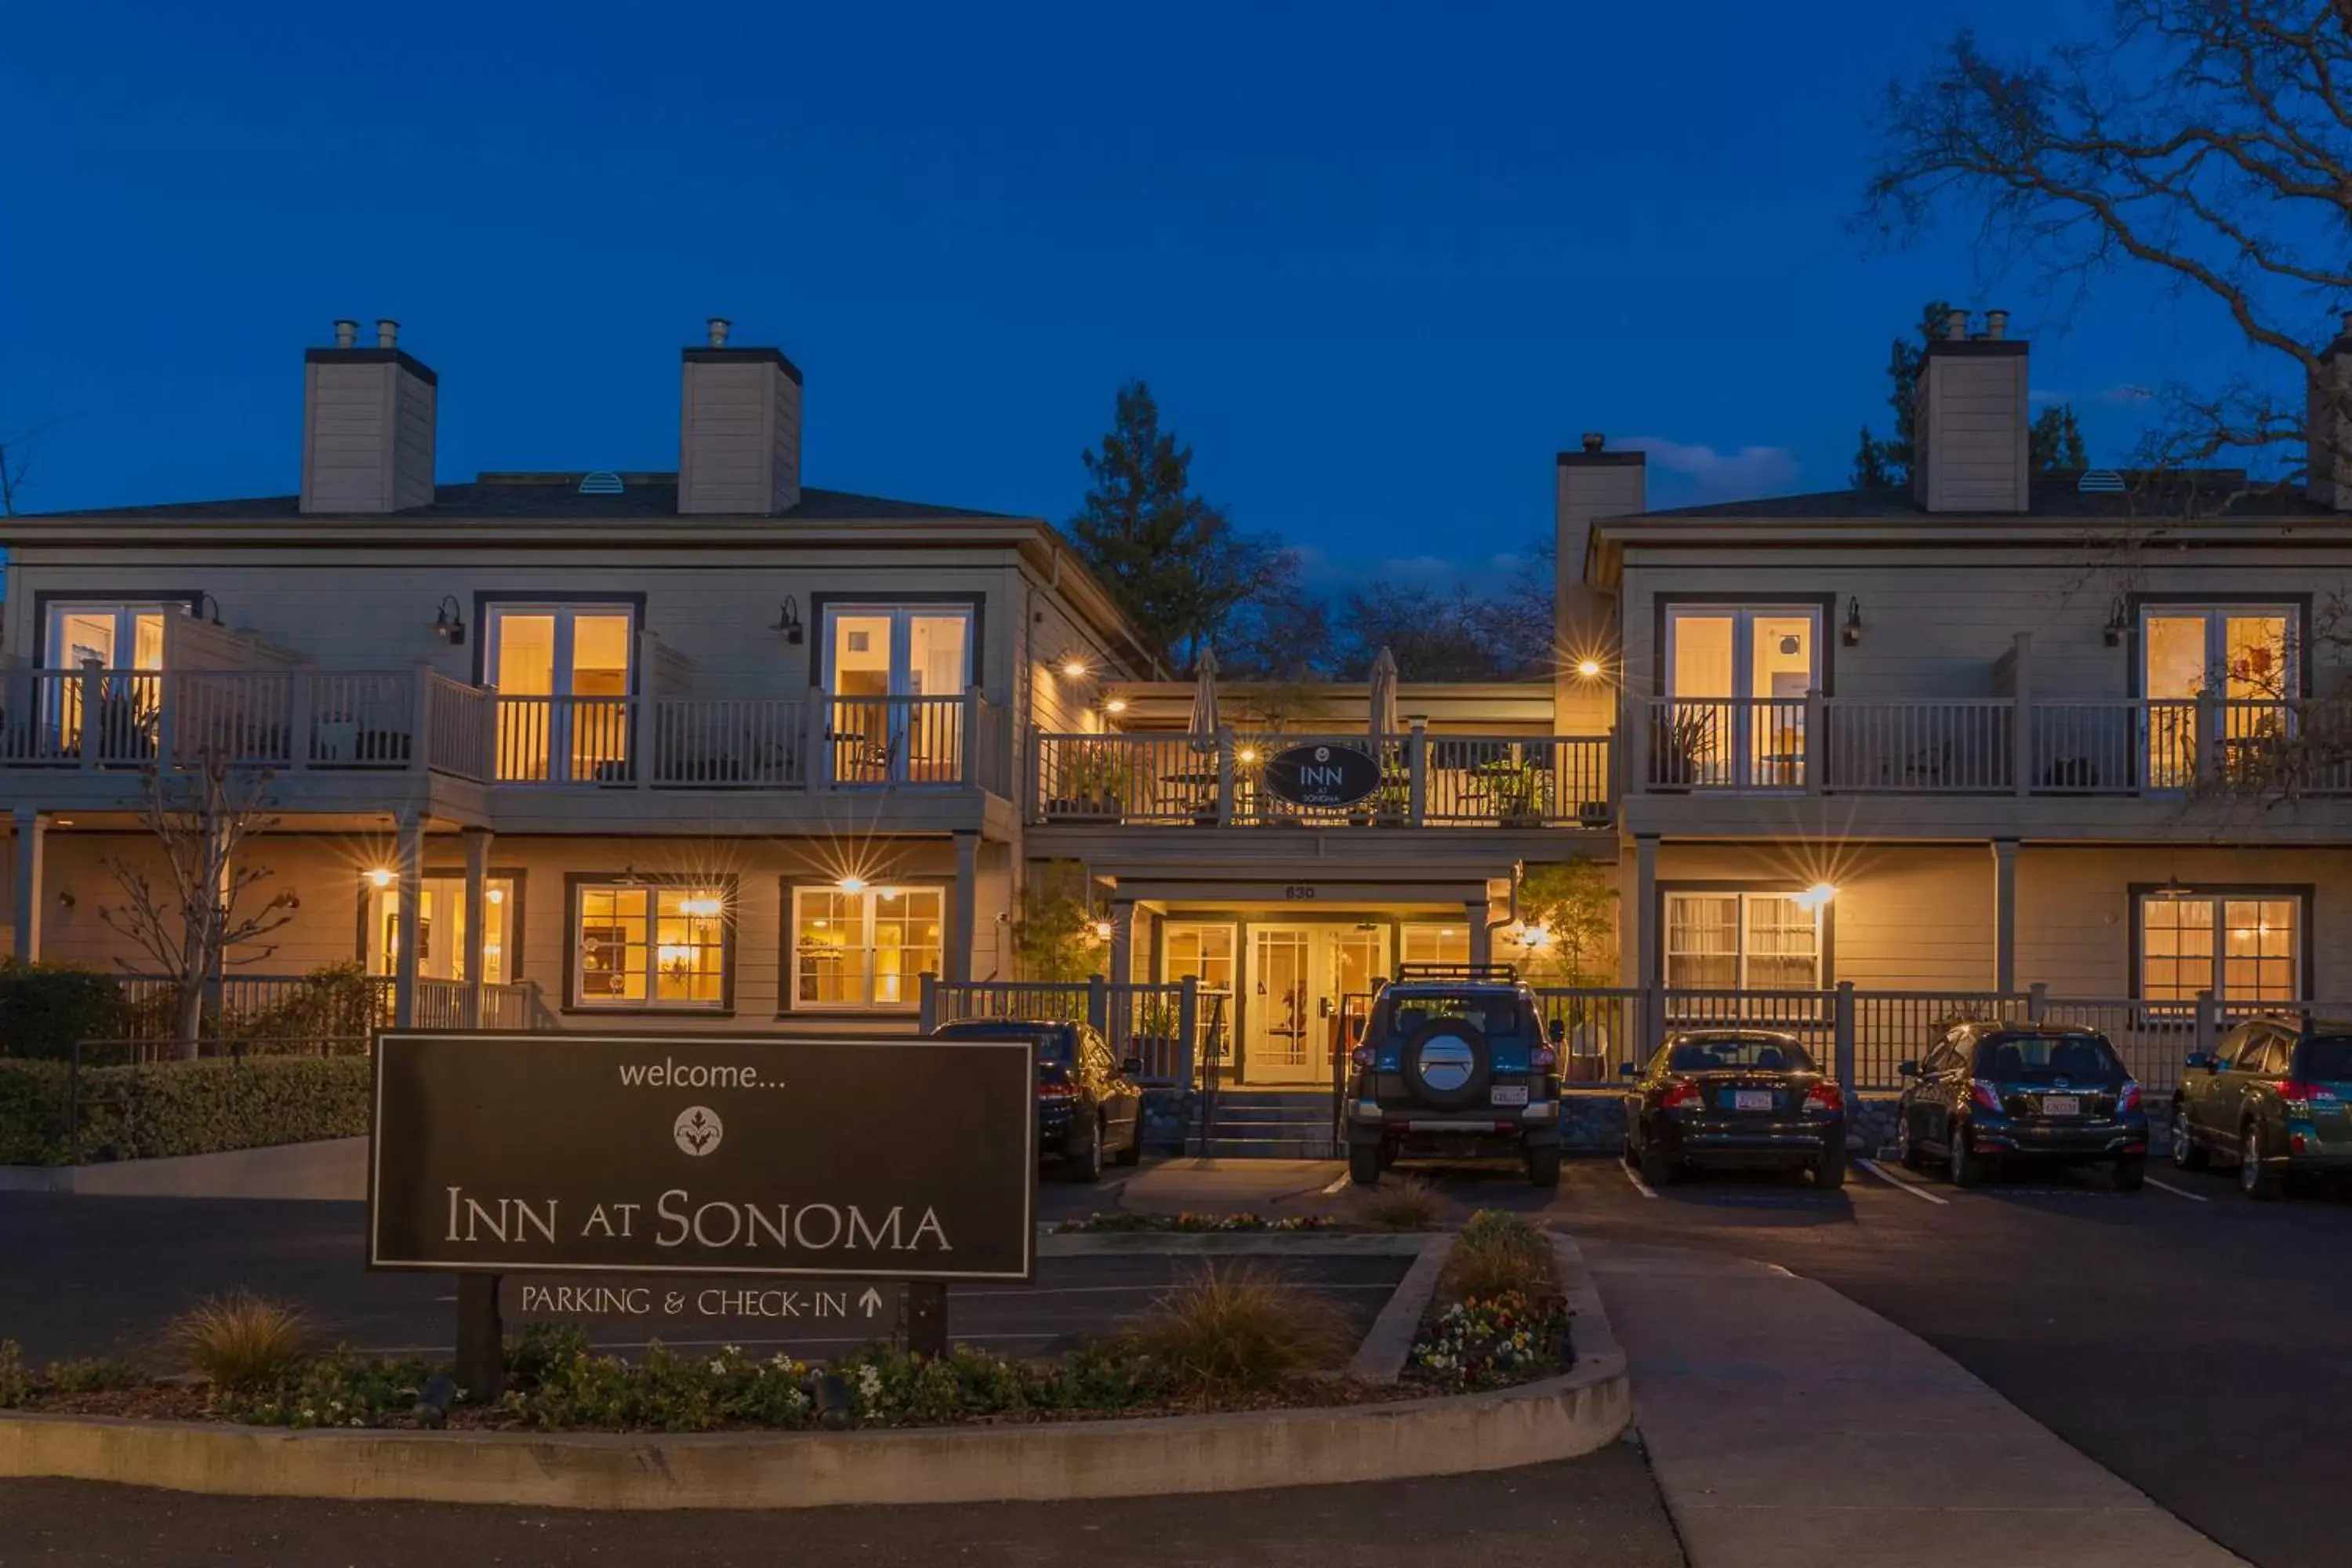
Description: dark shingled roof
30,474,1020,524
1628,473,2344,524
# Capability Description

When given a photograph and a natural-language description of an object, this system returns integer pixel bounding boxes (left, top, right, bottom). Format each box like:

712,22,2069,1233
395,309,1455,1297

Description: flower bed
1051,1210,1338,1234
1403,1211,1575,1392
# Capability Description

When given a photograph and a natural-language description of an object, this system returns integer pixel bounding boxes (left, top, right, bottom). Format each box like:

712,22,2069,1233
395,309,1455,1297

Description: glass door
488,606,634,782
1247,927,1316,1083
366,875,515,984
1662,607,1820,787
2141,608,2292,789
825,605,974,784
44,603,173,757
1323,927,1388,1079
1165,923,1238,1066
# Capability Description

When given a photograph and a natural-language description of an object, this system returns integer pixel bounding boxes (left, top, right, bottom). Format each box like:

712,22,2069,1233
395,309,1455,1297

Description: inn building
9,312,2352,1108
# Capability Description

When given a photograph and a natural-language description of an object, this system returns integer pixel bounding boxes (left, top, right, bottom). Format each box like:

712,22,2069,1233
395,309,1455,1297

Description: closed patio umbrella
1189,645,1221,750
1367,645,1400,746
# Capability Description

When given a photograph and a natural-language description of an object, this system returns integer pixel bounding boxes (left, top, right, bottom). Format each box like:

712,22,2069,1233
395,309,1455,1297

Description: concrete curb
1348,1235,1454,1383
0,1259,1631,1511
1039,1231,1433,1257
0,1138,366,1200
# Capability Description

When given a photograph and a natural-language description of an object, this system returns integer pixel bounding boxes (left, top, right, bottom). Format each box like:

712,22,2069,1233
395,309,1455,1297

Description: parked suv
930,1018,1145,1182
1896,1021,2147,1189
2173,1017,2352,1198
1343,964,1566,1189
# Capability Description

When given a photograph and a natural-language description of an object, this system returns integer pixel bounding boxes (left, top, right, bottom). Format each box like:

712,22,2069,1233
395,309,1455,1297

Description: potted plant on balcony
1127,997,1181,1080
1648,706,1717,793
1055,746,1131,824
1477,755,1545,827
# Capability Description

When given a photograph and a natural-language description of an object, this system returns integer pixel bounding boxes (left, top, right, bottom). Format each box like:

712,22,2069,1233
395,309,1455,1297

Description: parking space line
1319,1171,1352,1195
1856,1158,1949,1204
1621,1161,1657,1200
2145,1176,2211,1203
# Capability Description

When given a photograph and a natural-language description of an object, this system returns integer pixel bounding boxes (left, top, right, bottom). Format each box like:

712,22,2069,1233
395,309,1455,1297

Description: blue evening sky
0,1,2276,590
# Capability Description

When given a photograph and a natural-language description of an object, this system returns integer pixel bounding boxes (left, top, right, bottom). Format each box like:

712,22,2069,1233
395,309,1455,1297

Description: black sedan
1621,1029,1847,1188
929,1018,1146,1181
1895,1021,2147,1189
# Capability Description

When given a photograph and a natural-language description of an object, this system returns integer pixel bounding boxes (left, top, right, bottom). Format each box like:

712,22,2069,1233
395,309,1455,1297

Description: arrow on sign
859,1287,884,1316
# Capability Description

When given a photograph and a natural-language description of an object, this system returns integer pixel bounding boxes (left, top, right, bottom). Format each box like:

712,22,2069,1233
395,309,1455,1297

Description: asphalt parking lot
1412,1149,2352,1568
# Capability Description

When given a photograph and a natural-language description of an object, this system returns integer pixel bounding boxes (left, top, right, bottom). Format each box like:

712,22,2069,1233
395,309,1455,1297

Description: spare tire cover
1400,1015,1491,1111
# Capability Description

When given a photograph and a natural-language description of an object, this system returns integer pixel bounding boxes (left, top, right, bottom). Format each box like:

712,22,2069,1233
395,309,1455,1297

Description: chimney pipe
376,319,400,349
1581,432,1605,453
1944,310,1969,341
333,319,358,349
1986,310,2009,341
707,317,731,348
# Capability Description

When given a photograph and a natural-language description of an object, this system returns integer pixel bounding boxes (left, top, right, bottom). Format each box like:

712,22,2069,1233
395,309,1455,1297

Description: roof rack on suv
1390,963,1520,983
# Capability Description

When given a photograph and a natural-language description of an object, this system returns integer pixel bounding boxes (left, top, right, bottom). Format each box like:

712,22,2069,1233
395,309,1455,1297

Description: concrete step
1189,1138,1340,1159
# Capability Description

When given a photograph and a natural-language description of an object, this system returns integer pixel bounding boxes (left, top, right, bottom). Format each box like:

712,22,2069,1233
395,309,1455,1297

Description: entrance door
488,606,634,782
1663,606,1820,788
1248,927,1316,1083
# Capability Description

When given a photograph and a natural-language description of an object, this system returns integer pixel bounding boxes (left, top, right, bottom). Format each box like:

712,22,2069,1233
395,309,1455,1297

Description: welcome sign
368,1033,1037,1282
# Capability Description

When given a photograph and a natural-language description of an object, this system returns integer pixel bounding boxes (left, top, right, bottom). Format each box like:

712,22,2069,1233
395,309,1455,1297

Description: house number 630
1283,886,1317,900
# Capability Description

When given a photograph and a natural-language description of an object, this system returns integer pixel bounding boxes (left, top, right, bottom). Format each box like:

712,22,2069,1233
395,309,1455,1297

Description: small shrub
1443,1210,1554,1302
167,1290,314,1389
1364,1175,1442,1230
227,964,382,1047
0,1341,30,1406
1120,1265,1356,1399
223,1346,439,1428
509,1342,816,1432
505,1321,591,1389
0,963,129,1061
41,1356,143,1394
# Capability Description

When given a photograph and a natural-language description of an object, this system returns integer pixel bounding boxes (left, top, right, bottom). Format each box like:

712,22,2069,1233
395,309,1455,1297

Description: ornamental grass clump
1442,1209,1554,1302
1119,1264,1356,1399
165,1290,314,1390
1364,1174,1442,1231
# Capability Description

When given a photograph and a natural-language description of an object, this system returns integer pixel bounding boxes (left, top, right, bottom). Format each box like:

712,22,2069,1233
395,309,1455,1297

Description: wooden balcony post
2197,689,2225,786
804,686,829,789
78,659,102,771
1626,691,1650,793
1804,688,1825,793
408,661,434,776
950,831,979,982
2,664,30,760
285,665,315,772
392,810,425,1029
2010,632,2033,797
1990,839,2019,993
962,684,982,787
1178,975,1200,1086
918,971,938,1036
463,827,492,1027
1215,725,1236,826
10,810,45,963
1406,720,1428,826
631,683,656,791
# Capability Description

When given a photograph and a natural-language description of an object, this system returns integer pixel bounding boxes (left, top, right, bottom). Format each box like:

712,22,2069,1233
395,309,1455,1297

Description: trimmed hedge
0,963,130,1061
0,1056,371,1167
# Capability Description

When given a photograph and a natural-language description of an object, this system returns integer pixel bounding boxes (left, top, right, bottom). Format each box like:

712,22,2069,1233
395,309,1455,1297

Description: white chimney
1911,309,2029,513
299,319,437,514
1555,435,1644,731
2307,312,2352,510
678,323,802,515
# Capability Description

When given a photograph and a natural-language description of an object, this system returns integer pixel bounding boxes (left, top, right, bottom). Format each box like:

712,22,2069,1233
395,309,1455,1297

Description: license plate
2042,1094,2082,1117
1733,1090,1775,1111
1490,1084,1530,1107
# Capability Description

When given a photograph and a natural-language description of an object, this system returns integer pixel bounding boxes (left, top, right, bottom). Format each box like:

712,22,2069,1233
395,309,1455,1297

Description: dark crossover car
1344,964,1566,1189
929,1018,1145,1181
1896,1021,2147,1189
2172,1017,2352,1199
1619,1029,1846,1188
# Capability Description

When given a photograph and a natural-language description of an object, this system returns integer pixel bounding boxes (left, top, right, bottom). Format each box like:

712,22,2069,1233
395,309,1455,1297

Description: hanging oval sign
1261,742,1381,809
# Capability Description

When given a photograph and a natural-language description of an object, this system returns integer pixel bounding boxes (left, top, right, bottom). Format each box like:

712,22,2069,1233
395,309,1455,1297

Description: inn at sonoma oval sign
1261,742,1381,809
368,1033,1037,1282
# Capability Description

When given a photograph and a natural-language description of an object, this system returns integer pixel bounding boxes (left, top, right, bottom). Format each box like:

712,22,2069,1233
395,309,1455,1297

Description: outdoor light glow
1576,659,1602,679
1793,881,1838,910
837,876,868,895
365,868,395,889
1237,746,1259,764
1060,658,1089,677
1519,924,1552,949
677,894,724,917
486,888,504,905
1091,920,1115,942
1105,697,1128,713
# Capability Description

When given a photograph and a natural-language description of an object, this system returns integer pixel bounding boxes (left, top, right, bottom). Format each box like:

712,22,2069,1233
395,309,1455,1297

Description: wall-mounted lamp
2104,597,2132,648
365,867,396,889
195,593,223,627
55,889,74,911
1792,881,1838,911
1104,696,1129,715
1842,597,1864,647
1574,658,1603,680
1091,919,1115,942
432,595,466,646
835,875,868,895
771,596,804,645
1058,655,1090,679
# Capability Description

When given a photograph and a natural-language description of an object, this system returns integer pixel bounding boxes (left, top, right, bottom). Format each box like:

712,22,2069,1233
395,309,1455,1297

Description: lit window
573,884,729,1009
1664,892,1822,990
1164,924,1236,995
2140,893,2298,1005
365,874,516,985
1400,925,1470,968
793,886,944,1010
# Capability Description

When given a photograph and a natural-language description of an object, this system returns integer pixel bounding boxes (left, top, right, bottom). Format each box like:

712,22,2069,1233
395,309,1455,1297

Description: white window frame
2136,604,2299,700
2136,891,2301,1007
364,873,517,985
570,880,731,1011
1399,923,1471,968
790,884,946,1012
44,601,184,670
1663,890,1824,991
1661,604,1823,789
483,603,640,699
821,604,975,700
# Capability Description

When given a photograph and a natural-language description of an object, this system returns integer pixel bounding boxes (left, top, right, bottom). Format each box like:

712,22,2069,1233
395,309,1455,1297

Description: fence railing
96,973,547,1044
922,975,1210,1086
1030,729,1616,828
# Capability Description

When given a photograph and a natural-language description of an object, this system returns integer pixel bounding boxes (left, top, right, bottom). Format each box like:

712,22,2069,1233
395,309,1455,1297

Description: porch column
392,811,425,1029
949,831,979,982
1108,899,1136,988
462,827,492,1026
1991,838,2019,994
1466,897,1492,969
1635,836,1661,989
10,810,44,964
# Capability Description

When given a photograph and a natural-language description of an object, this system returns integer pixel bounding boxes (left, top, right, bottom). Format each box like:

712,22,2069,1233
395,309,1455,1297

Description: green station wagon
2172,1017,2352,1198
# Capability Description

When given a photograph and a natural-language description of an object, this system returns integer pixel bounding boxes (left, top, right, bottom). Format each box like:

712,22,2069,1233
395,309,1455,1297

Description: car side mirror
1120,1056,1145,1077
2183,1051,2211,1072
1896,1060,1918,1078
1617,1061,1638,1078
1549,1018,1568,1045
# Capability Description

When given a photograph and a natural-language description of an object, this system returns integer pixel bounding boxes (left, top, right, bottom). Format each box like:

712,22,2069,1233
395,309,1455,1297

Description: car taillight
1803,1081,1842,1113
2118,1080,2142,1114
1969,1080,2005,1114
2280,1080,2337,1105
1349,1045,1372,1070
1531,1046,1558,1071
1660,1080,1700,1110
1038,1080,1079,1100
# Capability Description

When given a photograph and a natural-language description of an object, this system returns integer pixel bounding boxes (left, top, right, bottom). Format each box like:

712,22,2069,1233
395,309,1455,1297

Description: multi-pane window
2140,894,2298,1004
1163,924,1236,994
1664,892,1822,990
1400,924,1470,967
365,873,515,985
574,884,728,1009
793,886,944,1010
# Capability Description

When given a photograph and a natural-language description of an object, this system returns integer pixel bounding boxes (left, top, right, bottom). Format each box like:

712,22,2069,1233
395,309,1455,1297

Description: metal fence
922,975,1214,1085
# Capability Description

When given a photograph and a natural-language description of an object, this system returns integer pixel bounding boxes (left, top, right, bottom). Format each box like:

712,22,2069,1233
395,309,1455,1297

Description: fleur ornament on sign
673,1106,724,1156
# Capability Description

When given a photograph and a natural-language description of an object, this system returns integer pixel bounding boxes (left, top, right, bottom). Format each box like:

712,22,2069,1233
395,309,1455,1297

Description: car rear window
2298,1036,2352,1081
1668,1037,1815,1073
1973,1032,2122,1082
1381,992,1531,1040
934,1022,1073,1064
